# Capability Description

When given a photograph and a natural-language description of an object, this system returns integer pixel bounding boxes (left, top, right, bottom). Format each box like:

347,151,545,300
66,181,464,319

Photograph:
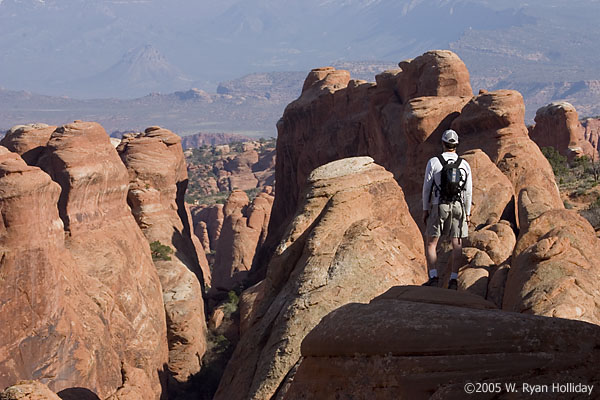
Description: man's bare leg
426,235,440,273
423,235,440,286
451,237,463,274
447,237,463,289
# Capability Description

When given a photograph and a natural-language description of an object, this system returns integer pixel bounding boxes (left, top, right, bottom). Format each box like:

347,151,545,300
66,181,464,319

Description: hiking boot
422,277,439,287
448,279,458,290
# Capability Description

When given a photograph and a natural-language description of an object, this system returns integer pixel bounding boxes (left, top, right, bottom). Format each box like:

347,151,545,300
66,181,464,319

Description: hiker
421,129,472,290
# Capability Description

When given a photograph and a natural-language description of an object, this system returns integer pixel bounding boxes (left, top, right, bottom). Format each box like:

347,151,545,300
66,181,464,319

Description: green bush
150,240,173,261
541,147,568,177
222,290,239,315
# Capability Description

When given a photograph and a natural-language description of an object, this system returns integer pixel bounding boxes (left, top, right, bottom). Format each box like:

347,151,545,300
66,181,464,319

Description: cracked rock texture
282,286,600,400
214,157,425,400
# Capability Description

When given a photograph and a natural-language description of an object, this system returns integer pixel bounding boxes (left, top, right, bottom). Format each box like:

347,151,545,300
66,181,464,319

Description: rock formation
582,117,600,155
0,381,62,400
185,138,275,202
117,127,209,389
0,123,56,165
217,49,600,400
283,286,600,399
529,102,596,160
504,209,600,324
37,122,169,398
214,157,425,400
211,190,273,292
266,50,475,275
0,145,163,399
190,204,224,252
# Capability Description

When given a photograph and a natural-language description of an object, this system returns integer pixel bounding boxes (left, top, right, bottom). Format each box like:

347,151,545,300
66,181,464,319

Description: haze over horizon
1,0,598,99
2,0,600,137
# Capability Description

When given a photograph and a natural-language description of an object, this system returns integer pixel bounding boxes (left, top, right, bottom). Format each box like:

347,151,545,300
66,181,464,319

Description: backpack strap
437,155,447,166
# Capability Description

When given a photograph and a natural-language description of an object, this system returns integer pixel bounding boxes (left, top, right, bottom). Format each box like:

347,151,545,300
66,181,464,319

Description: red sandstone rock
211,190,273,292
0,123,56,165
36,122,168,398
214,157,425,400
191,204,224,252
0,147,147,398
464,221,516,266
451,90,563,231
237,280,268,337
195,221,211,251
460,150,515,228
0,381,61,400
582,117,600,155
504,209,600,324
118,128,208,387
530,102,596,160
396,50,473,102
457,248,494,298
282,286,600,400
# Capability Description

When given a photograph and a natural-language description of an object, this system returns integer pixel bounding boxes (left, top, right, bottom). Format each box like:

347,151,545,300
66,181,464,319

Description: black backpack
436,155,467,203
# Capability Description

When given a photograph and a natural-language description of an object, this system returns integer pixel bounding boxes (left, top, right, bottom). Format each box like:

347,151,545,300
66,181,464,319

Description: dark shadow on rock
57,388,101,400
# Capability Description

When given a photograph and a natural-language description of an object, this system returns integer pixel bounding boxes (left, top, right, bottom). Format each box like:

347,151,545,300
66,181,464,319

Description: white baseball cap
442,129,459,144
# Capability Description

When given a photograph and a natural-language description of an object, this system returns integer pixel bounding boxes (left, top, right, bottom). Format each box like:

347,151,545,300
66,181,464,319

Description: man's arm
464,162,473,220
422,158,434,223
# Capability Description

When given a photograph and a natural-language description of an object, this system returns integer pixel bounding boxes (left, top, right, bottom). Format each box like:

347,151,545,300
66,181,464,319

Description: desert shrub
541,147,568,177
222,290,239,315
150,240,173,261
580,207,600,230
245,187,260,201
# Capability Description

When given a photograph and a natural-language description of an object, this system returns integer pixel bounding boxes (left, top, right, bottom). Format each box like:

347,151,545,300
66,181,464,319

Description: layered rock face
211,190,273,292
283,286,600,400
117,127,209,388
0,123,56,164
0,145,162,399
529,102,596,160
214,157,425,400
36,122,169,397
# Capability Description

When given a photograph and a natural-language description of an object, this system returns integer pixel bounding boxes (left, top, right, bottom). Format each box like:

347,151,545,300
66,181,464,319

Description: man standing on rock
422,129,472,289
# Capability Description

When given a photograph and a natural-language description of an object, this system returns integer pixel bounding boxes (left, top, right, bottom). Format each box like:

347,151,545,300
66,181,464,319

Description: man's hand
423,210,429,225
466,214,471,224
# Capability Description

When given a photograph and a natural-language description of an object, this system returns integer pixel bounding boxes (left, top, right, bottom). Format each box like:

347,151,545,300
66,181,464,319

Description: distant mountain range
71,45,193,98
1,0,599,99
1,0,600,133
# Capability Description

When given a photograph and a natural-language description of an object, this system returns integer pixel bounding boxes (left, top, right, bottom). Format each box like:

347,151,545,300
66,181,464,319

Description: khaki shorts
427,202,468,238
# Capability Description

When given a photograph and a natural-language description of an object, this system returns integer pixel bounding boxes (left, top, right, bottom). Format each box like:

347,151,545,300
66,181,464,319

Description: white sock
450,272,458,280
429,269,438,278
